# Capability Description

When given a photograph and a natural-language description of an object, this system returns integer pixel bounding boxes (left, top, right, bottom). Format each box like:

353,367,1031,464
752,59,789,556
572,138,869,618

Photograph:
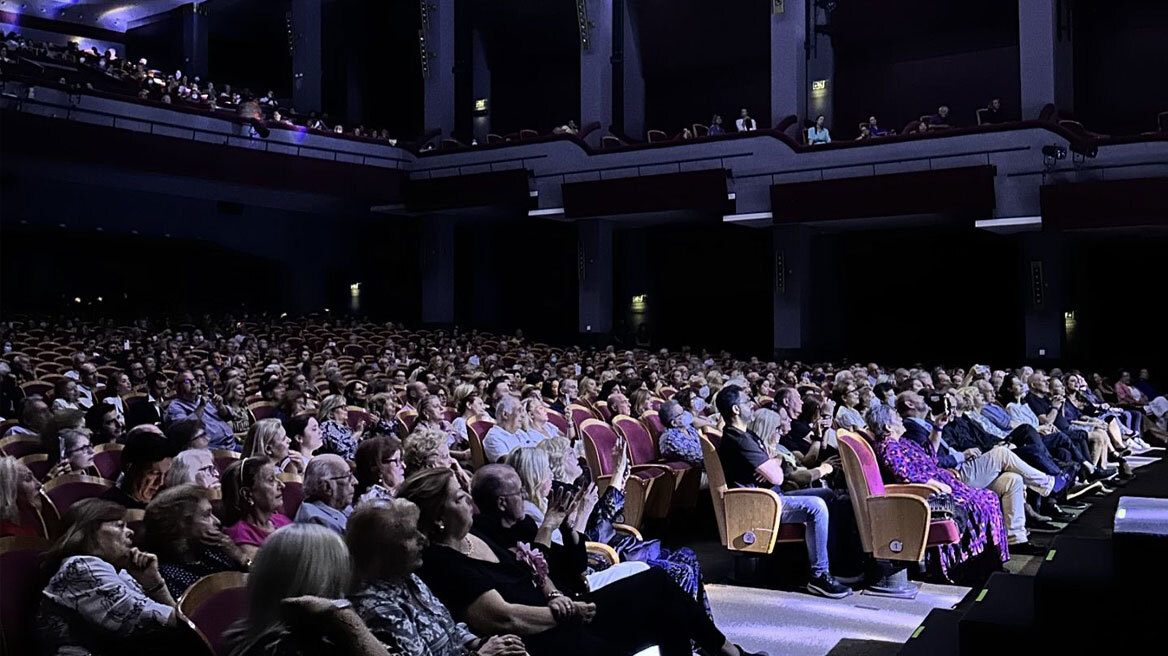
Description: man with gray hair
483,395,539,463
294,454,355,534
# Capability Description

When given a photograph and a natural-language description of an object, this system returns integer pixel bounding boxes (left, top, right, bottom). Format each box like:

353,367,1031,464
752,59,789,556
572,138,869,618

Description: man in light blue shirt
163,370,235,450
294,454,354,534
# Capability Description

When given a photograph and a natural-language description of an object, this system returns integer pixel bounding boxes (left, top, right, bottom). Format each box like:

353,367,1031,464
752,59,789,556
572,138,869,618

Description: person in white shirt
735,107,757,132
483,396,539,463
807,115,831,145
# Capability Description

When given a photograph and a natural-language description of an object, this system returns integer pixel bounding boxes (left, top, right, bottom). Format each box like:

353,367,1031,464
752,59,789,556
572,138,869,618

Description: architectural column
769,0,807,129
470,27,491,144
1020,232,1065,361
291,0,322,113
619,0,645,139
772,224,813,356
422,0,456,140
805,3,834,132
180,3,209,81
577,220,614,335
580,0,613,148
421,218,455,325
1018,0,1074,120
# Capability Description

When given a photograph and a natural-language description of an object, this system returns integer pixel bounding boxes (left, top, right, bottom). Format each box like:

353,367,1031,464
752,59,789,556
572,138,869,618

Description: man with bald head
294,454,355,534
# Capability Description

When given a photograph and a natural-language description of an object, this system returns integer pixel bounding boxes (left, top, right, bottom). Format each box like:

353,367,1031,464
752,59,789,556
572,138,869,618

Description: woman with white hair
45,427,100,479
163,448,222,490
521,396,570,441
223,523,390,656
1,455,45,537
318,394,365,461
483,396,539,463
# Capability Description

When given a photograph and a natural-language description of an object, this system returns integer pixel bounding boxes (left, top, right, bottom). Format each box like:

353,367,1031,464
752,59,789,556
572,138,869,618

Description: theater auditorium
1,1,1166,655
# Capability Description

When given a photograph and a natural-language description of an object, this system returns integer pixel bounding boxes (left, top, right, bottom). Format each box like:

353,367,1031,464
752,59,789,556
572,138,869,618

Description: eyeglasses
66,443,94,455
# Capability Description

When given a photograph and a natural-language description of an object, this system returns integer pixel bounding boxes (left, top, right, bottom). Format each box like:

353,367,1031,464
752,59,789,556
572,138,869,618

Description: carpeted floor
706,582,968,656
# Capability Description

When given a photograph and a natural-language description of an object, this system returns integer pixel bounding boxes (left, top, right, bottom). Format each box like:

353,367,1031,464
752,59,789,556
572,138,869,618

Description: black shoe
1010,542,1049,556
1029,519,1063,532
806,573,853,599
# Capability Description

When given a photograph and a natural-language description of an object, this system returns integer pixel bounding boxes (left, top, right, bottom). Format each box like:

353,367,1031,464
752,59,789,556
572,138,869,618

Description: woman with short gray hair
317,394,365,461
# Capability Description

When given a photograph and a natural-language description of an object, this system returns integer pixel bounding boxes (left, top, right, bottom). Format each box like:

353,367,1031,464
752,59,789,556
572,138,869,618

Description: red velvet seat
179,571,249,656
92,442,123,480
248,401,277,421
545,409,569,436
42,473,112,515
18,453,52,481
212,449,241,475
277,473,304,518
0,435,44,459
347,407,375,432
568,404,597,434
0,536,50,656
467,419,495,468
580,419,667,528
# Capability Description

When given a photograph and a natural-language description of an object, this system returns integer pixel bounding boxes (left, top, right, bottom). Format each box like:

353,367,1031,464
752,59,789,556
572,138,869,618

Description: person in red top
0,455,46,537
220,456,291,561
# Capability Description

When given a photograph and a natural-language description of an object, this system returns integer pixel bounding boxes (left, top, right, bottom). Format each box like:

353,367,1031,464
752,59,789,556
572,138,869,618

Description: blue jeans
774,487,833,577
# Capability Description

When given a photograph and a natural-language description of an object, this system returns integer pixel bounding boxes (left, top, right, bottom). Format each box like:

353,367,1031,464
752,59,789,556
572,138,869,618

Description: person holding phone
162,370,237,450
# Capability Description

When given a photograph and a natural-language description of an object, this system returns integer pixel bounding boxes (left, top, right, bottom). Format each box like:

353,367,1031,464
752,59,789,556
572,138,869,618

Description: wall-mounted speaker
776,250,786,294
1030,261,1044,308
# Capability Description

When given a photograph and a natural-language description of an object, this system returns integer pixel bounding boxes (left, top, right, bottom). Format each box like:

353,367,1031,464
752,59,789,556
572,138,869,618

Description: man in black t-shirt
714,385,852,598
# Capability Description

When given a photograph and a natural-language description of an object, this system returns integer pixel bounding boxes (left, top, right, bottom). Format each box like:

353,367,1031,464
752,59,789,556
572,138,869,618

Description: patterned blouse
350,576,477,656
38,555,174,652
158,548,246,598
873,436,1008,582
658,426,704,467
319,419,358,460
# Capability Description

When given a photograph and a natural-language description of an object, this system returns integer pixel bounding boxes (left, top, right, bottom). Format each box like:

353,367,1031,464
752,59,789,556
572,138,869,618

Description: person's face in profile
991,99,1001,110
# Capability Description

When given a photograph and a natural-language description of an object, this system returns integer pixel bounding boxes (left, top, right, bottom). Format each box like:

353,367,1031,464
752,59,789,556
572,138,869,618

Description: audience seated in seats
714,385,853,598
44,427,100,479
5,396,51,437
707,114,725,135
402,427,473,490
981,98,1004,124
36,498,199,655
928,105,953,128
243,417,305,474
163,370,236,450
735,108,757,132
895,390,1060,552
400,467,764,656
1117,369,1168,430
865,404,1009,582
657,399,705,467
832,381,868,431
285,414,325,464
483,396,540,463
222,379,255,435
223,523,391,656
354,435,404,504
39,409,86,459
75,363,100,410
1067,374,1149,449
1052,377,1132,477
750,409,838,492
318,394,364,461
417,393,466,456
294,454,355,534
144,484,248,597
126,372,169,429
0,455,45,537
52,378,82,412
86,401,125,446
807,115,832,144
220,456,292,560
629,388,652,417
1021,373,1116,482
522,396,569,443
865,115,888,137
505,448,652,590
347,498,529,656
549,378,579,414
164,448,222,490
165,416,210,453
100,428,173,510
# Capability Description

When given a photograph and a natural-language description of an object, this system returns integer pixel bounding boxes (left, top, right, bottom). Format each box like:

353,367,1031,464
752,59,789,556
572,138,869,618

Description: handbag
926,492,957,521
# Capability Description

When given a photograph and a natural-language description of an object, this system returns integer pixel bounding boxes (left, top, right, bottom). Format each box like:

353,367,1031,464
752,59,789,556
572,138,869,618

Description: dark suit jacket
125,398,162,429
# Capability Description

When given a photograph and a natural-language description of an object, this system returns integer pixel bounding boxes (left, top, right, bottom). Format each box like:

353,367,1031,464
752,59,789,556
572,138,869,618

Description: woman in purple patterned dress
865,405,1008,583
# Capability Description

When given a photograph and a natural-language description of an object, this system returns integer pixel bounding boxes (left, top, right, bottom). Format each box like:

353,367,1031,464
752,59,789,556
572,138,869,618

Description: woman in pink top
221,456,291,560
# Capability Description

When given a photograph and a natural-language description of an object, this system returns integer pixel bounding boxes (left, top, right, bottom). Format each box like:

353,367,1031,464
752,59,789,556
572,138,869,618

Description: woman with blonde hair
45,427,100,479
402,427,472,490
317,394,365,460
521,396,571,442
243,418,305,473
629,389,652,418
223,523,390,656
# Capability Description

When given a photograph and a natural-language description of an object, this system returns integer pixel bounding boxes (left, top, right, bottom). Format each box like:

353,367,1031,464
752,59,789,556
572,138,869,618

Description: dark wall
124,11,184,74
613,222,772,356
637,0,772,135
206,0,292,97
474,0,580,135
832,0,1020,138
454,218,578,341
356,0,424,138
1073,0,1168,135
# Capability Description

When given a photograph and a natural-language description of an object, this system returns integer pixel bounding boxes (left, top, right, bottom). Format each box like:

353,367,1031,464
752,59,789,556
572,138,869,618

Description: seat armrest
612,523,643,541
586,541,620,567
722,488,783,554
867,494,931,562
884,484,936,499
